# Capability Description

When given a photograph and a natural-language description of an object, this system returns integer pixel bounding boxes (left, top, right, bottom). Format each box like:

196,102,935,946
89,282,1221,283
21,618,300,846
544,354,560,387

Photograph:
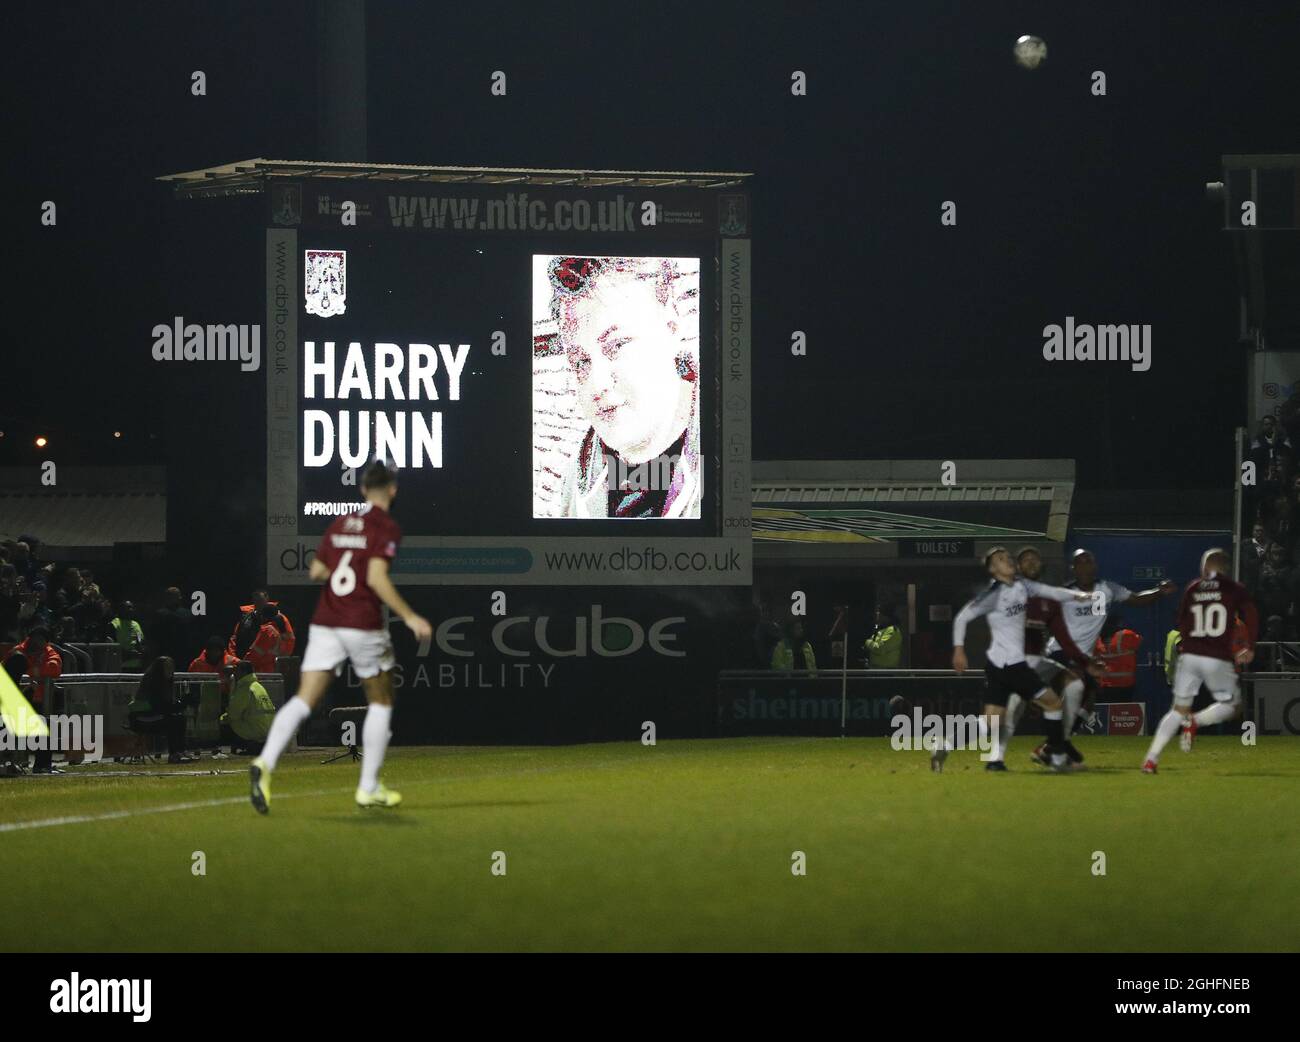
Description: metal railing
5,672,289,763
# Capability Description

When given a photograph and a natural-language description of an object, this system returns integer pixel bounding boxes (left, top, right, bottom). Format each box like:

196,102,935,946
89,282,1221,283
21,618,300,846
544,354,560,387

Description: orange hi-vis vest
1094,630,1141,688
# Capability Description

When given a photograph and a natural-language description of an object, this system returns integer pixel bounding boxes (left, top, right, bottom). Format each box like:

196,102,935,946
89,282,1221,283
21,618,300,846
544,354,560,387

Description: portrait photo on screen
533,254,703,519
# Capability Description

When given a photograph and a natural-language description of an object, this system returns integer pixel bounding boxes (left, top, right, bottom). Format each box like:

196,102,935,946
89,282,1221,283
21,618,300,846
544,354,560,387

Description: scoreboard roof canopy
158,158,753,199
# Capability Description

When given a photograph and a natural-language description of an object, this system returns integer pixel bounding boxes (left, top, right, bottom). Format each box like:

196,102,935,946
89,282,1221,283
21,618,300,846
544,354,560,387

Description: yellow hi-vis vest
1164,629,1181,686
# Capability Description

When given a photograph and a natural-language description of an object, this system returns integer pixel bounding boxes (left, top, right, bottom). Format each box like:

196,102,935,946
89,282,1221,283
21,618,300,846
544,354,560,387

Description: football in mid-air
1014,34,1047,70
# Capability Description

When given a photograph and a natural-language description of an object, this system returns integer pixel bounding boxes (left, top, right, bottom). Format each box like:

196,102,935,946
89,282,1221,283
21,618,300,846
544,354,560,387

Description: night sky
8,0,1300,493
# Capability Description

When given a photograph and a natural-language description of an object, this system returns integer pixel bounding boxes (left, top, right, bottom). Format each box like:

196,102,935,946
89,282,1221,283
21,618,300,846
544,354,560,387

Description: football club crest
719,194,748,236
304,249,347,317
271,183,301,226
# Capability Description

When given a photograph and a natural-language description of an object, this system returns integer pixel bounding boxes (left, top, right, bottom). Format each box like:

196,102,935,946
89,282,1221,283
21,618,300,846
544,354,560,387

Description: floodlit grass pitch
1,737,1296,952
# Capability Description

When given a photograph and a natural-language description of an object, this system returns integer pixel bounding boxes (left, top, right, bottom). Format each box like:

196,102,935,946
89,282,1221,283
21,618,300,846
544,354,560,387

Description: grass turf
1,736,1296,952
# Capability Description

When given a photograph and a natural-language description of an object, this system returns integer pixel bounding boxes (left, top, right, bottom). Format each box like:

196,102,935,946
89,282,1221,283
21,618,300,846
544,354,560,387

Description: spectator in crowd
1259,454,1292,500
13,625,64,773
211,663,240,756
92,593,116,643
110,600,146,670
249,590,294,641
1095,616,1140,693
1252,414,1292,467
264,590,295,643
70,584,109,642
14,578,37,632
14,625,63,688
58,567,82,605
0,564,21,642
1250,521,1269,559
8,541,38,586
189,635,240,675
1255,542,1296,622
1243,522,1268,590
752,600,783,668
149,586,191,664
221,660,276,755
67,583,95,641
228,590,296,673
127,656,194,764
1264,497,1297,558
29,581,55,629
771,619,817,673
53,616,92,673
864,606,902,668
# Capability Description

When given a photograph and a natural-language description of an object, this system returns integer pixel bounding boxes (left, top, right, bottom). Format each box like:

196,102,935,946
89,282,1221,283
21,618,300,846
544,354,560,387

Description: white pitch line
0,788,343,834
0,741,799,834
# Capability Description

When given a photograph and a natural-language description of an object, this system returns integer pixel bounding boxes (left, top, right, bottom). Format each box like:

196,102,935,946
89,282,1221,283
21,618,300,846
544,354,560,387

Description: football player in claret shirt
1142,548,1258,774
249,460,432,812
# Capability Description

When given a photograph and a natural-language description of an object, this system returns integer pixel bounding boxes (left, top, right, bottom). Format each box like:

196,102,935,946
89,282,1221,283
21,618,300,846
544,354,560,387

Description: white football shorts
1172,652,1239,706
300,624,395,680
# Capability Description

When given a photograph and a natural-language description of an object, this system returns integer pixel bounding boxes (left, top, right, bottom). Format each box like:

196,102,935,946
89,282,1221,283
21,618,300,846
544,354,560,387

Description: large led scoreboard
260,165,752,586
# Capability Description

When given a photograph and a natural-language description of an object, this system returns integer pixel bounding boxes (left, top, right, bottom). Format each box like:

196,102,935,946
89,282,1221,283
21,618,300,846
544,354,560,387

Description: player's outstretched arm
366,557,433,640
1025,579,1090,604
1128,580,1179,606
308,558,331,583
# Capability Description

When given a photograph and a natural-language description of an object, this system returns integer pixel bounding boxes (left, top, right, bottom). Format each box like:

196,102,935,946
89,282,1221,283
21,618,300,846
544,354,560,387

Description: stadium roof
750,459,1075,564
0,467,166,548
158,159,753,198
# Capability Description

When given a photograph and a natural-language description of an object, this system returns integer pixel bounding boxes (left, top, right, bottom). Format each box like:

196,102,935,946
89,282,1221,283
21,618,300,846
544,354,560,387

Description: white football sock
993,713,1006,761
979,714,1002,761
359,703,393,793
1144,709,1184,763
1193,702,1236,727
1062,678,1084,736
259,696,312,770
1003,694,1024,742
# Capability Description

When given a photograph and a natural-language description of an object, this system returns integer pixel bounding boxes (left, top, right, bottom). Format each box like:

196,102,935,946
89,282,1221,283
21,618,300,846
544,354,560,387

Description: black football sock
1044,716,1066,760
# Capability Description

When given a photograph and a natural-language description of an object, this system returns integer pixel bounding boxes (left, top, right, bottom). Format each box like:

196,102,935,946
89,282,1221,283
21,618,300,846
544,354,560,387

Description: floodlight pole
1233,426,1244,578
839,632,848,737
318,0,368,162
